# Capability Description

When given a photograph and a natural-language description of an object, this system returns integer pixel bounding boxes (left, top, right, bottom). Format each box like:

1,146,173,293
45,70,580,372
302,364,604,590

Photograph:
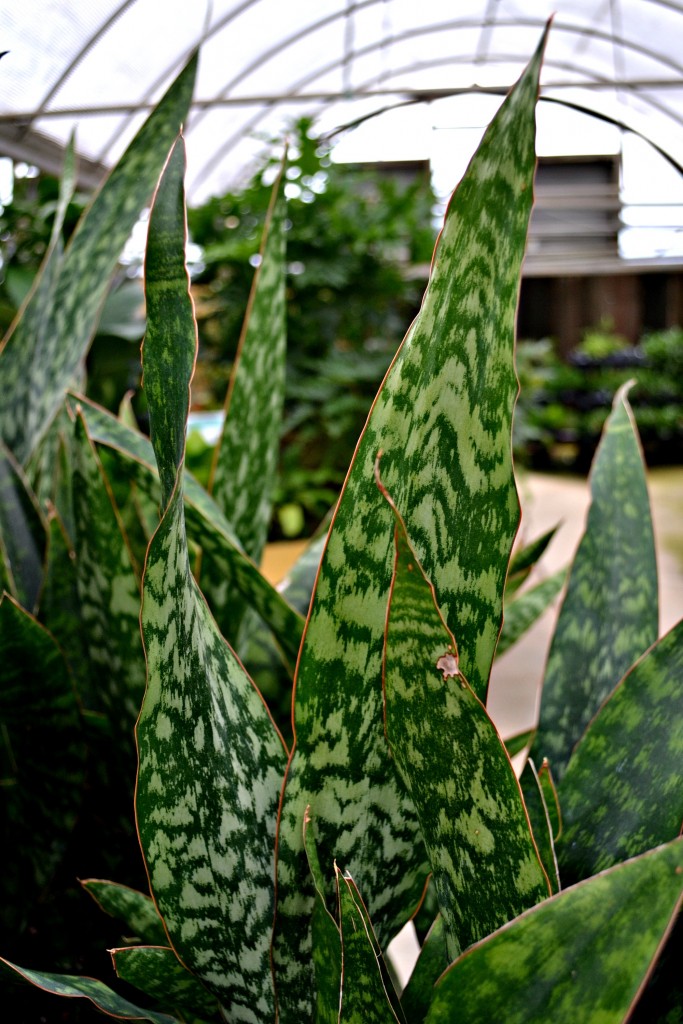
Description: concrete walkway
488,467,683,738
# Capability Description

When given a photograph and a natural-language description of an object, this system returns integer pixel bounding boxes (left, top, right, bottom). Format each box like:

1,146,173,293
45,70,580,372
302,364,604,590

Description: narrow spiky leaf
0,57,197,464
303,811,342,1024
520,759,560,894
0,442,45,610
0,958,178,1023
274,30,548,1016
506,525,558,595
71,393,304,662
209,165,286,563
337,870,403,1024
557,619,683,882
0,596,86,926
71,411,145,729
383,505,549,957
399,917,449,1023
531,385,658,778
425,839,683,1024
111,946,221,1018
136,136,287,1019
81,880,167,947
497,568,566,657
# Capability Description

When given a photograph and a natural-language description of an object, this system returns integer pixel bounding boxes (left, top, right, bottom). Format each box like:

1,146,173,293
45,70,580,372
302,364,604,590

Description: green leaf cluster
1,25,682,1024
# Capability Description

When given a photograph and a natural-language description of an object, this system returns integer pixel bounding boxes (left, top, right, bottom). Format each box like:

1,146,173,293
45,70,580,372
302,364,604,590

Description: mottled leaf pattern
303,810,342,1024
71,411,145,728
0,442,46,610
0,958,178,1023
383,508,549,958
111,945,222,1018
497,567,566,657
520,759,560,894
425,838,683,1024
209,166,286,564
274,31,547,1016
0,57,197,465
531,385,658,778
557,619,683,882
136,136,287,1019
81,879,167,947
337,870,403,1024
72,393,304,662
0,596,85,925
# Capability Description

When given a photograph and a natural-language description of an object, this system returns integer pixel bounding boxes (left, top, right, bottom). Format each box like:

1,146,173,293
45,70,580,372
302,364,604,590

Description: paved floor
488,467,683,738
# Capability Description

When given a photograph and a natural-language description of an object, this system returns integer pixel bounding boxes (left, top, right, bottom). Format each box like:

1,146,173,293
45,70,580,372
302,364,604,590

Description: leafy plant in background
1,26,682,1024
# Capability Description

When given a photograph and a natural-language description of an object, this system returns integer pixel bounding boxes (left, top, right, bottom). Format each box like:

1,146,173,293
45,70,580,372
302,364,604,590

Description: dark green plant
1,25,682,1024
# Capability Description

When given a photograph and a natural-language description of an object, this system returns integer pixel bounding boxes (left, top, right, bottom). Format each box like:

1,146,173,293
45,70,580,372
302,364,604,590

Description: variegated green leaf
136,136,287,1019
208,164,286,564
538,757,562,842
0,595,85,926
497,568,566,657
71,393,304,663
399,916,448,1024
81,879,167,947
274,30,548,1016
111,945,222,1018
520,759,560,894
531,385,658,779
337,869,403,1024
0,442,46,611
424,838,683,1024
303,810,342,1024
0,57,197,465
71,410,145,728
0,957,178,1023
278,531,328,616
557,618,683,882
383,505,549,958
504,727,535,759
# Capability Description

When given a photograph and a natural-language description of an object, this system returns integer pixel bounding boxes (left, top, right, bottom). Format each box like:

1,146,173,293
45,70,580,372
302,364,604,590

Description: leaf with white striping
136,136,288,1019
274,26,549,1018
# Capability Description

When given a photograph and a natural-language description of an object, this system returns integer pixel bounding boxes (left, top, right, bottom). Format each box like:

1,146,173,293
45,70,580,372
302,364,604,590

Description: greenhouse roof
1,1,683,204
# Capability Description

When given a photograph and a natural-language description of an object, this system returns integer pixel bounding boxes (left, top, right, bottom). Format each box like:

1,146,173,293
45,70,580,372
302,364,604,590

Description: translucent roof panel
1,0,682,203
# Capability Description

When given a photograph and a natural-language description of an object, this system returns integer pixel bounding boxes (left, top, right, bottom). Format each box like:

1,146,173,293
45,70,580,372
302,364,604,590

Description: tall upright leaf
136,136,287,1020
382,496,549,959
72,393,304,663
531,385,658,778
425,838,683,1024
274,28,548,1017
557,619,683,882
0,56,197,464
0,443,46,611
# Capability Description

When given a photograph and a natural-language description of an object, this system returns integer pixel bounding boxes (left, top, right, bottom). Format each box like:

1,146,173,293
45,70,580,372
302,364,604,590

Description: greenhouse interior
1,3,682,1023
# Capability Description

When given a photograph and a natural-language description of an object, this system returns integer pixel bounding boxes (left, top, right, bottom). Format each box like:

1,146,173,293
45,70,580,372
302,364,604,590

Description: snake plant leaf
136,136,288,1019
504,727,536,759
506,525,558,595
303,810,342,1024
274,29,548,1016
81,879,167,947
0,442,46,611
538,757,562,841
424,837,683,1024
0,56,197,466
71,393,304,663
337,869,404,1024
531,384,658,779
382,505,550,959
0,958,178,1023
520,759,560,894
71,410,145,728
629,913,683,1024
399,917,448,1024
497,567,566,657
38,508,93,702
208,163,286,565
278,531,328,616
111,946,222,1018
557,618,683,883
0,595,86,926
